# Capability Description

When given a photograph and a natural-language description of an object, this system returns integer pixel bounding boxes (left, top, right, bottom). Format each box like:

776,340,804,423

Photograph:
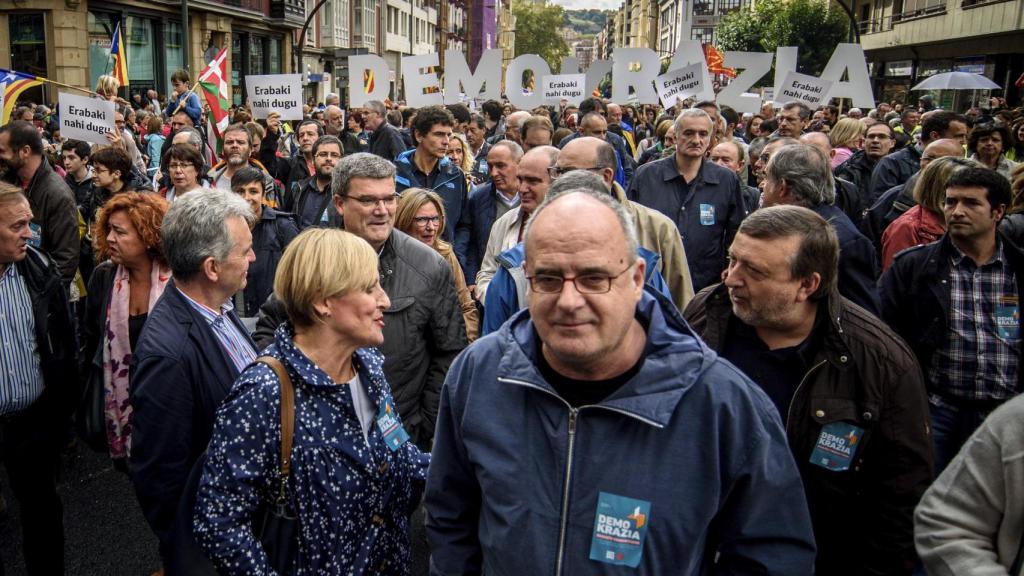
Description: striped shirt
178,288,258,373
929,241,1020,401
0,264,45,416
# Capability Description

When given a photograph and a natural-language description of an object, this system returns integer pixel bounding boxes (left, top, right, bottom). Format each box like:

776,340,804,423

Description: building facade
856,0,1023,107
0,0,303,104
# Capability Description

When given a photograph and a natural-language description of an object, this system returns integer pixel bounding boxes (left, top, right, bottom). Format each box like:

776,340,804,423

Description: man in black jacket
881,167,1022,474
365,99,408,162
685,205,932,576
0,183,77,575
868,111,969,204
0,121,79,286
282,135,342,230
835,122,895,217
255,153,467,449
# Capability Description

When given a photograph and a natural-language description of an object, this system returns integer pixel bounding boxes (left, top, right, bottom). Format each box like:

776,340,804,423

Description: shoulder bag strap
257,356,295,481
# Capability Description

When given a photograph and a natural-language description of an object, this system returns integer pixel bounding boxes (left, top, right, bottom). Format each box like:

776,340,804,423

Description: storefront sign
885,60,913,77
59,92,115,145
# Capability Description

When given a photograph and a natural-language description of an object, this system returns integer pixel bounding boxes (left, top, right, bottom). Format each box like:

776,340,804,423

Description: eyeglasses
168,162,195,172
315,151,342,159
548,165,605,179
527,262,634,295
346,194,398,208
413,215,441,226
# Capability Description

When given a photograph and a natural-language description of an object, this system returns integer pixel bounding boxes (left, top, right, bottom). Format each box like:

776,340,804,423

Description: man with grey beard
208,123,278,205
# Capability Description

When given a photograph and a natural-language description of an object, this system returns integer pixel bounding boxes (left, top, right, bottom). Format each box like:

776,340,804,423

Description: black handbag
166,356,299,576
75,362,108,452
254,355,300,574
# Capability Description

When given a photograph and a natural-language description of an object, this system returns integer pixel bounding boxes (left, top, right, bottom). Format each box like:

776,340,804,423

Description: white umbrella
912,72,1001,91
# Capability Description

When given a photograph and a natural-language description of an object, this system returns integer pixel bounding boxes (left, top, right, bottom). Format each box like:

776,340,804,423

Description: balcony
857,14,894,33
891,3,946,22
268,0,305,27
218,0,265,12
961,0,1013,8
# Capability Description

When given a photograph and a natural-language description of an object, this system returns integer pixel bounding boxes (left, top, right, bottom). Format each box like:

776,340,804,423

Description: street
0,443,429,575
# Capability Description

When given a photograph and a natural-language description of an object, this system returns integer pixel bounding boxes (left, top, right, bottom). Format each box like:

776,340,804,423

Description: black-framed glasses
548,165,605,179
413,215,441,226
526,262,634,295
346,194,398,208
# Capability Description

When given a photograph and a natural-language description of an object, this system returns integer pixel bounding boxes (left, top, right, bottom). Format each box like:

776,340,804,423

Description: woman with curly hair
395,188,478,342
82,192,172,466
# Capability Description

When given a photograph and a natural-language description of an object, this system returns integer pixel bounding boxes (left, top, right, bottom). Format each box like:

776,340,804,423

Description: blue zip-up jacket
426,289,817,575
481,244,674,336
394,149,470,263
194,325,429,575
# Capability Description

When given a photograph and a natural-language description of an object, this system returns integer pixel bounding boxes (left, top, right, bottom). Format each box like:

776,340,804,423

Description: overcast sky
548,0,621,10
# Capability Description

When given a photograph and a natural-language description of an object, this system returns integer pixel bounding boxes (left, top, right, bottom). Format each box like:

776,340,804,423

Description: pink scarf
102,261,171,459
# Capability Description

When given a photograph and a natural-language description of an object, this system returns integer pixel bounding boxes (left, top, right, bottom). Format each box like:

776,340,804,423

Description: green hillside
564,8,612,36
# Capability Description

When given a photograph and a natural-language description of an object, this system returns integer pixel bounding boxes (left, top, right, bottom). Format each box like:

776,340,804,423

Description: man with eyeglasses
427,187,817,575
835,123,895,217
627,108,748,292
775,102,811,139
868,111,969,205
463,140,524,295
557,97,636,188
255,152,467,449
281,135,343,230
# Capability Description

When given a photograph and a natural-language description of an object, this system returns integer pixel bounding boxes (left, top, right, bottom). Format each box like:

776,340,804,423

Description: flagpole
172,80,201,117
40,77,100,97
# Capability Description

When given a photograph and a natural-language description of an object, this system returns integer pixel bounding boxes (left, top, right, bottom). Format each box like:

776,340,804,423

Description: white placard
59,92,115,145
778,72,833,109
655,62,705,110
246,74,303,120
541,74,586,105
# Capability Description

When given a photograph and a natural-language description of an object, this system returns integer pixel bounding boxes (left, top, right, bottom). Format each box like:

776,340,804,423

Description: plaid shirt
928,241,1020,401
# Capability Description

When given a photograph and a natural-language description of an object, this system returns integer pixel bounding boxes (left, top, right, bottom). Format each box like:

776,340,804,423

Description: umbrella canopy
912,72,1001,91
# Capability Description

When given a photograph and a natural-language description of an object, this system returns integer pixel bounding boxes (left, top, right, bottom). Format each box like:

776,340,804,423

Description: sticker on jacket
28,222,42,248
810,422,864,472
589,491,651,568
375,399,410,452
996,294,1020,341
699,204,715,226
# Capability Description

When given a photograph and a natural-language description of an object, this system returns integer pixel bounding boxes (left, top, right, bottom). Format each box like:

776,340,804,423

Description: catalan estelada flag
0,68,44,124
110,21,129,87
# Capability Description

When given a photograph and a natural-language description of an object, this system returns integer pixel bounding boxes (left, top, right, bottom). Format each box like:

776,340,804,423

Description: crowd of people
1,66,1024,575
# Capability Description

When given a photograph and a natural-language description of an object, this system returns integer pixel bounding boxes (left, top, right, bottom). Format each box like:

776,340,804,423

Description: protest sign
778,72,833,109
541,74,586,105
246,74,303,120
655,62,705,110
59,92,115,145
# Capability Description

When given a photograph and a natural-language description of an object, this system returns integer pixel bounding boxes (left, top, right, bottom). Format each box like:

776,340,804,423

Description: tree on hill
716,0,849,81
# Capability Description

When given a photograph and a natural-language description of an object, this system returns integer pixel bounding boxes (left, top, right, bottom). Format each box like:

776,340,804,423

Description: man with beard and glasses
684,205,931,576
284,135,343,230
281,119,323,194
208,123,278,206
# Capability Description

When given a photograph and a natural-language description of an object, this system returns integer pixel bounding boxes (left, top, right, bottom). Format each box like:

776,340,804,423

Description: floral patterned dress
193,324,430,575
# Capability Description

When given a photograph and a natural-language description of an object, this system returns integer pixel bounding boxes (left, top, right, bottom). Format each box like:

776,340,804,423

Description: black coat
835,149,879,228
685,284,933,576
460,182,503,287
14,246,78,431
368,122,408,162
869,145,920,205
243,207,298,317
880,233,1024,393
4,158,79,284
129,282,256,547
254,230,467,448
811,203,881,314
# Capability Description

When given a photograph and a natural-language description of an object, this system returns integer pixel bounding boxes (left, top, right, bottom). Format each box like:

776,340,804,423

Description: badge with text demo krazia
589,492,652,567
700,204,716,226
810,422,864,472
375,399,410,452
996,294,1020,341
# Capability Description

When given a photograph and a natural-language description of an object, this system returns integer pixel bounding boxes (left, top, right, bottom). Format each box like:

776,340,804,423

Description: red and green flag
197,47,230,153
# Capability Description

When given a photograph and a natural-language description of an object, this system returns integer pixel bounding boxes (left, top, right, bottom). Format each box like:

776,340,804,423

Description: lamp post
294,0,330,76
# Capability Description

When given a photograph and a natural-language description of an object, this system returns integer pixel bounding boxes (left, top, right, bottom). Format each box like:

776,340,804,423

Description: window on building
8,13,46,104
690,26,714,44
88,11,118,93
269,37,282,74
694,0,715,15
718,0,742,13
125,16,156,94
165,22,184,87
